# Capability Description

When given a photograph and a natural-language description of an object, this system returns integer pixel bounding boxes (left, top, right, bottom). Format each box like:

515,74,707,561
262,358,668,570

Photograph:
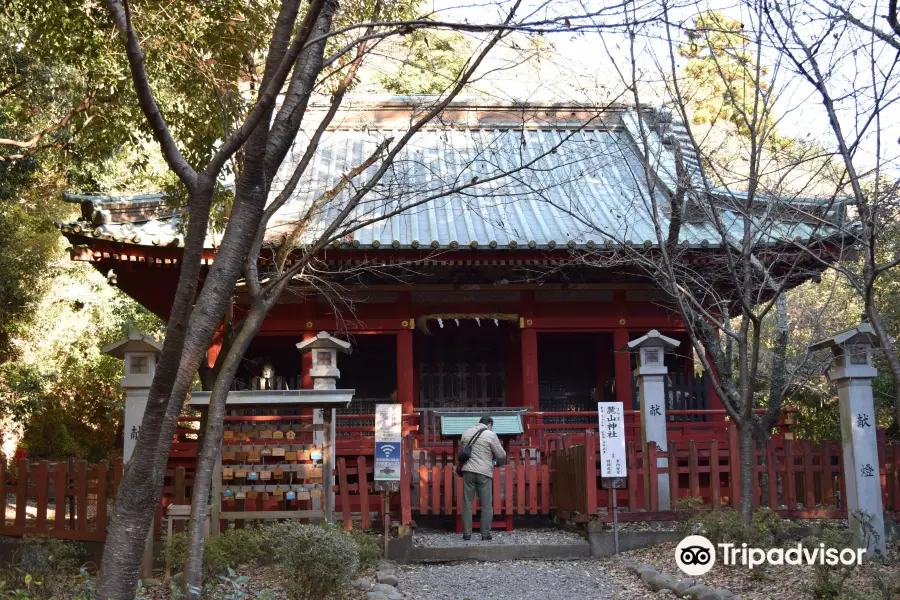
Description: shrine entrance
416,320,515,410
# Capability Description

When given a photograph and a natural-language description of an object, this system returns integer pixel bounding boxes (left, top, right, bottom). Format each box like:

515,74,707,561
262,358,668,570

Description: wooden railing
0,457,122,542
548,427,900,522
526,408,797,450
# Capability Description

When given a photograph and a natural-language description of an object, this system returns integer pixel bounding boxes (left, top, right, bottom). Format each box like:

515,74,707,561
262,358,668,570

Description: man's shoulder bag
456,428,486,476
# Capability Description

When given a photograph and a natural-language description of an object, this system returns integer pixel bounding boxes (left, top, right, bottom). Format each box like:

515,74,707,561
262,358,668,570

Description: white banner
598,402,627,478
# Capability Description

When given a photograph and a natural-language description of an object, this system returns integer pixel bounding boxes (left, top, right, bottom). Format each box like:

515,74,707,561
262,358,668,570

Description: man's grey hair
479,416,494,426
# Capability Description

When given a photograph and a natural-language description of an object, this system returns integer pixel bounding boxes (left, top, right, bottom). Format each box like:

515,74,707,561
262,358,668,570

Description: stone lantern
296,331,352,390
625,329,680,510
103,330,163,463
296,331,352,516
810,322,885,555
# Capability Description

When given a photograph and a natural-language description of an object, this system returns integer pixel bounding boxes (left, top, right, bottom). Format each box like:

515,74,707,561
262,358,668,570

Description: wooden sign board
598,402,627,478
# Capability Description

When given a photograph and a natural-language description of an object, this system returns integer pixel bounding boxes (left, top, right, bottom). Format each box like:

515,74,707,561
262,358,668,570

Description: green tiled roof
440,415,524,437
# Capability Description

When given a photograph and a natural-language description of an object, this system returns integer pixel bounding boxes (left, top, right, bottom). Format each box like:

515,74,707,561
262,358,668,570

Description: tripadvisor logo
675,535,866,576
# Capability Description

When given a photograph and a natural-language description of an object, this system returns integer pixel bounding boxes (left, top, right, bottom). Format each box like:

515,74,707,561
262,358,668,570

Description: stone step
410,543,591,563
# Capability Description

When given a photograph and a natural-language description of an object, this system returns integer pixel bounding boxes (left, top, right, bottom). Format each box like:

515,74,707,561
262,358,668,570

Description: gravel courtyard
398,559,650,600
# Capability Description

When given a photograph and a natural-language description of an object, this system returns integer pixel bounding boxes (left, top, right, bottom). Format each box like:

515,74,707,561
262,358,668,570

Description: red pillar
301,332,314,389
596,334,612,401
613,328,632,407
521,328,539,412
397,329,414,413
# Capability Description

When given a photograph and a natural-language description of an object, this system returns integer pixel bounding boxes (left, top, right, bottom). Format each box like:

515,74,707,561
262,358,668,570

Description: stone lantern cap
295,331,353,354
625,329,681,351
103,330,162,359
809,322,880,353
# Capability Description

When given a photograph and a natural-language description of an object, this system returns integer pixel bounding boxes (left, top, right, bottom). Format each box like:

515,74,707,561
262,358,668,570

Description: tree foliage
379,29,469,94
680,11,773,136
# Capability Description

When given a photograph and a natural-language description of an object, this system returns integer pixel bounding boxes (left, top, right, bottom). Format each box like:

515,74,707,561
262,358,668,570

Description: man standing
459,416,506,540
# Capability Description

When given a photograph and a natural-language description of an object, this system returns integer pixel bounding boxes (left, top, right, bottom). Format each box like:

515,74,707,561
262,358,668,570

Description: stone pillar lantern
625,329,680,511
103,330,163,463
296,331,352,517
297,331,352,390
811,322,886,555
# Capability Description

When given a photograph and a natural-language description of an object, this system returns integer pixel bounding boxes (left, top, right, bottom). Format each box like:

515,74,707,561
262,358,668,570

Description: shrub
164,528,267,583
0,537,84,599
262,522,359,600
347,530,381,571
747,507,787,546
801,527,861,600
677,505,786,547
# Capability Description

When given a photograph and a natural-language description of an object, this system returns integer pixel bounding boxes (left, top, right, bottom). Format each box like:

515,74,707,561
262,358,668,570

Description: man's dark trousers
462,471,492,536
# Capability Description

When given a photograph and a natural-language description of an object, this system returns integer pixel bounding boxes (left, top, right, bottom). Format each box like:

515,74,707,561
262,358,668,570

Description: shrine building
57,99,840,452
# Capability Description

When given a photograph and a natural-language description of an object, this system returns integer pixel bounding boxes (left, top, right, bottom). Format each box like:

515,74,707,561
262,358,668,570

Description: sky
385,0,900,177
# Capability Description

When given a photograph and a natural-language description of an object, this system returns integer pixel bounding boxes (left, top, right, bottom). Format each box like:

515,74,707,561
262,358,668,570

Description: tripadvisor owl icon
675,535,716,576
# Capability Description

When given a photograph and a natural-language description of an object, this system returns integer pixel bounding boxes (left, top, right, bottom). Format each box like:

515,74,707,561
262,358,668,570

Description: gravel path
399,559,650,600
413,528,588,547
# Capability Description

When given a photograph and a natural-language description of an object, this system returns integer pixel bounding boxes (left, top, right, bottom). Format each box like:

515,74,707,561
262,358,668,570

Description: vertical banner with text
598,402,627,479
375,404,402,481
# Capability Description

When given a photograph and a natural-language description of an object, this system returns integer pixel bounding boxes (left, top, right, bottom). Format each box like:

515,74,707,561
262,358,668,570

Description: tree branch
106,0,197,187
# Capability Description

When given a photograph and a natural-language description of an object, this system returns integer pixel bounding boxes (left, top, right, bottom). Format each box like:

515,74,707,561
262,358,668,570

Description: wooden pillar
301,332,314,389
613,328,632,407
521,328,539,412
397,329,414,413
596,334,612,400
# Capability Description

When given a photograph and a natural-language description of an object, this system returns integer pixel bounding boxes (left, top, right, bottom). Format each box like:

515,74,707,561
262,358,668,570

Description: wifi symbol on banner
382,445,395,457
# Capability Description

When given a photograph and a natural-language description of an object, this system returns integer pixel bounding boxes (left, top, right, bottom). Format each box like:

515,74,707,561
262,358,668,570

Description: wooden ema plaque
215,408,331,527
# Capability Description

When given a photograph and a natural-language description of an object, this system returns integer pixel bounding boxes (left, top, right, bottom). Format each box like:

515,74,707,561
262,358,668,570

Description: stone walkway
413,528,588,548
396,530,649,600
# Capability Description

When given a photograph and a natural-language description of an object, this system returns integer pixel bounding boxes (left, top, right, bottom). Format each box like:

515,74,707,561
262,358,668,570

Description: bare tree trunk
738,422,755,522
754,435,769,508
97,178,214,599
182,304,267,598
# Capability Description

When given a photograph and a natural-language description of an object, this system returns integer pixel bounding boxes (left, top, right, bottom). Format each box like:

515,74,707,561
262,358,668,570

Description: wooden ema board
214,411,328,530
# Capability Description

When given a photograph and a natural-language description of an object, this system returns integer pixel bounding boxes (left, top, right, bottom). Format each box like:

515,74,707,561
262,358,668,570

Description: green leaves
379,29,470,95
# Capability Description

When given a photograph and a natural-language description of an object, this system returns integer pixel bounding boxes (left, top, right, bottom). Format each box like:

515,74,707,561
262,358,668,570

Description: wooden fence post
767,440,779,509
35,461,48,532
709,439,720,509
627,442,638,510
784,439,797,509
54,462,67,531
688,440,700,500
647,443,659,512
668,440,679,508
15,459,28,528
400,437,412,526
338,458,352,530
585,431,597,516
357,456,371,529
96,460,109,537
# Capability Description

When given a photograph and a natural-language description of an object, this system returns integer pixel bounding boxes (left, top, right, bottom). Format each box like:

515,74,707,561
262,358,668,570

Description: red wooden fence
0,457,122,542
549,427,900,522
